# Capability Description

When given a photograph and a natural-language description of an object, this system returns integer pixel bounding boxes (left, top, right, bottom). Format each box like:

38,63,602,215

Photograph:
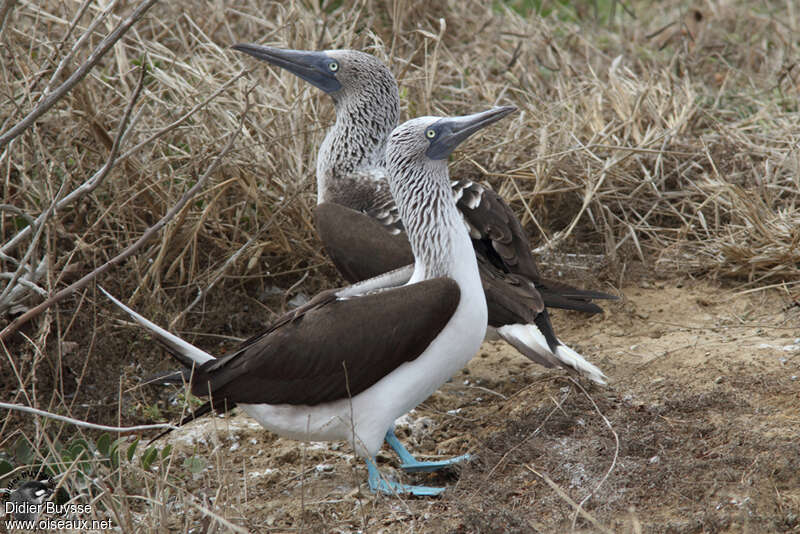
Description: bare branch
0,95,251,341
0,257,48,316
0,204,35,227
0,272,46,297
0,71,245,258
0,0,17,37
0,0,158,149
1,64,146,257
0,402,177,433
42,0,118,97
0,182,65,309
0,65,146,318
168,171,306,329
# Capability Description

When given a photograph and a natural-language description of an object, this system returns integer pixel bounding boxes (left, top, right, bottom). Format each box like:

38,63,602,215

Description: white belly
240,288,487,458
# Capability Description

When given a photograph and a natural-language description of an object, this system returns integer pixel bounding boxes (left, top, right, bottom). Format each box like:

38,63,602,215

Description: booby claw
384,429,471,473
366,458,445,497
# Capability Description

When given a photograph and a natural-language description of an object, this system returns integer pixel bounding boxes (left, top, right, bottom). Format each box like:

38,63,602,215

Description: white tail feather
497,323,606,385
99,286,215,365
554,343,606,385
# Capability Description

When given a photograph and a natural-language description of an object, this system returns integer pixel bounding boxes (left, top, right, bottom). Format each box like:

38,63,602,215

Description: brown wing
317,183,615,320
478,256,543,327
455,180,541,279
314,202,413,283
314,200,542,328
454,180,617,314
191,278,460,406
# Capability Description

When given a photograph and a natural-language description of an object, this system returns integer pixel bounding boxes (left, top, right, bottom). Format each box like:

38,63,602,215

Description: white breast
241,232,487,458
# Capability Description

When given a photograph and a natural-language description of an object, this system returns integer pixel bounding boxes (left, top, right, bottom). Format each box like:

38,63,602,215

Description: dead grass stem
1,0,798,531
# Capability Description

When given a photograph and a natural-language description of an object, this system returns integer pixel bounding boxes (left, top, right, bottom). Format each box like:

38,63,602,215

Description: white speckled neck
315,53,399,204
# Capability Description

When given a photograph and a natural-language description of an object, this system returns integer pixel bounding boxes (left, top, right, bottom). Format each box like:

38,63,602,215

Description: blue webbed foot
385,428,471,473
366,457,445,497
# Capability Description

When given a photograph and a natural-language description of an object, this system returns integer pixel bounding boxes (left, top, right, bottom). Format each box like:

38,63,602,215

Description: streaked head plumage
386,107,517,169
231,45,396,102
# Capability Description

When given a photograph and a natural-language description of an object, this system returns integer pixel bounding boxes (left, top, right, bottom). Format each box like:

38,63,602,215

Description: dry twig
0,88,251,340
0,0,158,149
0,401,176,432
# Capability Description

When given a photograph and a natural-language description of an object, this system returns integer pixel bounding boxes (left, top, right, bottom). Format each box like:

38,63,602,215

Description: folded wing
193,278,461,406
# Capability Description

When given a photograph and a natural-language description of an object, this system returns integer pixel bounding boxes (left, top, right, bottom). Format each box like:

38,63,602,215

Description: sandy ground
152,279,799,533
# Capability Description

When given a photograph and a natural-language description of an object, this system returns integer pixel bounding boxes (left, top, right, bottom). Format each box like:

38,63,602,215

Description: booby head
386,106,517,170
385,107,516,280
231,44,397,104
233,44,400,194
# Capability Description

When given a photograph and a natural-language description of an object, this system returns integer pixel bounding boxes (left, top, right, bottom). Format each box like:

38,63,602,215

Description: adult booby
231,45,617,384
103,107,515,496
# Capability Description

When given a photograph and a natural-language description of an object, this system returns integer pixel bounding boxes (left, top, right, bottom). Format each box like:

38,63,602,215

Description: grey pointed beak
426,106,517,160
231,44,342,93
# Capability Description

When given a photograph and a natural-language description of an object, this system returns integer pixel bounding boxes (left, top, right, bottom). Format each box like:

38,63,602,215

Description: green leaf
160,445,172,460
183,455,206,474
127,438,140,462
13,216,30,230
108,437,127,469
97,434,111,457
141,446,158,471
108,447,120,470
14,437,34,464
0,459,13,476
42,463,61,479
69,439,91,459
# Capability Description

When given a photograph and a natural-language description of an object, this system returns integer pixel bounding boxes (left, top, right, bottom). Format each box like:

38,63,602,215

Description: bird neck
316,91,399,204
390,161,479,288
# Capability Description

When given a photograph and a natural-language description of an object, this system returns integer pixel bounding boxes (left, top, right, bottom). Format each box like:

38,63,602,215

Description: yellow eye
426,129,436,139
329,61,339,72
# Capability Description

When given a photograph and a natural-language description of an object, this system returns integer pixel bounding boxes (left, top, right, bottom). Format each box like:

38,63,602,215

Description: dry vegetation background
0,0,798,532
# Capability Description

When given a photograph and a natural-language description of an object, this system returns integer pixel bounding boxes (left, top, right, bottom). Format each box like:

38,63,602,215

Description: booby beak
426,106,516,160
231,44,342,94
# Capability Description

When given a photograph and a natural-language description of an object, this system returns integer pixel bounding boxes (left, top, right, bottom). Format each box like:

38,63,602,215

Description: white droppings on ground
249,468,276,478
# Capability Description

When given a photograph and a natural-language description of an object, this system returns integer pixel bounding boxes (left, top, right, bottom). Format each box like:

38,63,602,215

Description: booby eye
426,129,436,139
328,61,339,72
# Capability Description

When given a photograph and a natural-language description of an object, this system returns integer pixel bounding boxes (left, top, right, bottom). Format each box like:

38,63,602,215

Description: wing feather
315,202,412,283
316,182,617,322
192,278,460,406
454,180,618,313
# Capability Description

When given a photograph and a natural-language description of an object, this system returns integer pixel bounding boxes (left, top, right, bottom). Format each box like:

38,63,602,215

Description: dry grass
1,0,799,531
2,0,798,321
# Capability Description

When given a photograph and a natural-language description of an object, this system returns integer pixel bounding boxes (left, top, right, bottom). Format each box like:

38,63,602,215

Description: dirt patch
146,279,799,532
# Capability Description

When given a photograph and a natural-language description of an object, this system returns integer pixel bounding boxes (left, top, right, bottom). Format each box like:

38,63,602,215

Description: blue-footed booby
102,107,515,496
232,44,617,384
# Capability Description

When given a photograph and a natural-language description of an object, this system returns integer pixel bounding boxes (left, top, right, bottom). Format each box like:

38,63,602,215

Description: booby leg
384,429,471,473
366,457,445,497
